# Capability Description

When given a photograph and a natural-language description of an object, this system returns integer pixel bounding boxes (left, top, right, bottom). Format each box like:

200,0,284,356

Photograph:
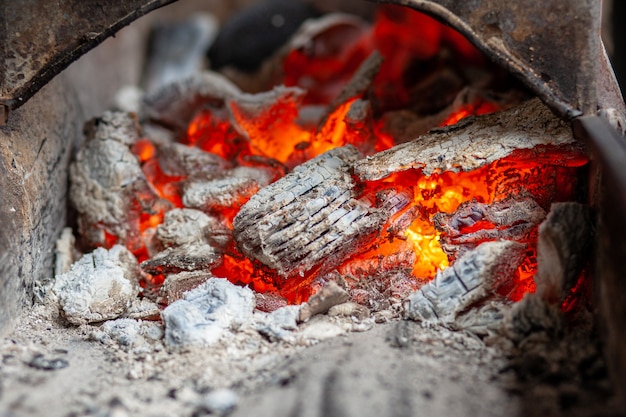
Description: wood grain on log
233,146,385,278
353,98,582,181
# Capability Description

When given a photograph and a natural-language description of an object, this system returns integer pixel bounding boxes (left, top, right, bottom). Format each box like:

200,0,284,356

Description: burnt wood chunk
159,271,214,304
69,111,159,250
405,241,526,323
141,243,221,275
233,146,385,277
535,202,593,303
157,142,230,178
353,98,583,181
434,197,546,260
156,208,231,251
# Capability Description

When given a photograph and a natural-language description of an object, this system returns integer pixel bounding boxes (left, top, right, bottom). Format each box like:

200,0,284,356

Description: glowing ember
84,5,588,308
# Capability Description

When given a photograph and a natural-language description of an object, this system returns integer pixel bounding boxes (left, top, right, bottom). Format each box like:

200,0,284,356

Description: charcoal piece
156,208,230,250
144,14,219,92
141,243,221,275
535,202,593,303
254,292,289,313
142,72,241,132
161,278,255,349
208,0,322,72
159,271,214,304
405,241,526,324
433,197,547,260
70,111,159,249
233,146,385,277
353,98,583,181
299,281,350,322
53,245,140,325
157,142,230,178
183,166,274,211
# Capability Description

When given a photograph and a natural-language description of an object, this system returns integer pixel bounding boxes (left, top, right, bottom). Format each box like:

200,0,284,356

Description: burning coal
68,5,588,312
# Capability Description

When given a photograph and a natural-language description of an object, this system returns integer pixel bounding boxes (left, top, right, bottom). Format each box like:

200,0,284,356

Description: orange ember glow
93,5,590,308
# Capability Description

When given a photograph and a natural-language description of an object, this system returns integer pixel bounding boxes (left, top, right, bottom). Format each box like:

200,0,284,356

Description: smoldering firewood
346,269,418,312
299,281,350,322
141,242,221,275
405,241,526,324
337,250,416,280
53,245,140,325
159,271,214,304
353,98,583,181
183,166,275,212
534,202,593,304
433,197,546,260
233,146,386,277
144,14,218,93
142,72,241,132
157,142,231,178
156,208,231,251
70,111,159,249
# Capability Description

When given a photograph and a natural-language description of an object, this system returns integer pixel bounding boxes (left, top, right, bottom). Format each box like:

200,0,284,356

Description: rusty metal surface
378,0,604,120
0,0,176,115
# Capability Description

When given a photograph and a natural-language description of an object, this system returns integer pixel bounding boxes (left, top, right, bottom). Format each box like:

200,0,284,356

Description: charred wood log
69,111,160,252
299,281,350,322
233,146,386,278
405,241,526,323
159,271,214,304
155,208,231,252
157,142,230,178
353,98,584,181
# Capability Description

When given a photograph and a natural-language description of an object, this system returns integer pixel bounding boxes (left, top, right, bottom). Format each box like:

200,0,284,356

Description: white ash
53,245,140,325
255,305,301,342
197,388,239,416
162,278,255,350
405,241,526,324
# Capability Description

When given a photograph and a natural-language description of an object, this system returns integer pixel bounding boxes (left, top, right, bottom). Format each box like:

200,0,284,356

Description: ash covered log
405,241,526,323
233,146,385,277
156,208,231,252
70,111,160,252
299,281,350,322
353,98,584,181
183,166,276,212
159,271,214,304
434,197,546,260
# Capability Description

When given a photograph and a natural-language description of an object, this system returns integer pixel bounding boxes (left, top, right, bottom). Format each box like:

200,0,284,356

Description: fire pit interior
0,1,625,416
